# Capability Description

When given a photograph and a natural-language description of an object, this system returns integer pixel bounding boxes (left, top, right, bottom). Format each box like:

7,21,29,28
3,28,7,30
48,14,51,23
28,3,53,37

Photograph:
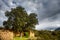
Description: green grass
14,37,28,40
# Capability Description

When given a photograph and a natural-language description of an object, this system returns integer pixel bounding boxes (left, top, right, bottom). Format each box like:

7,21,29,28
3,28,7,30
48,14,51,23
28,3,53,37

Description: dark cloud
37,0,60,20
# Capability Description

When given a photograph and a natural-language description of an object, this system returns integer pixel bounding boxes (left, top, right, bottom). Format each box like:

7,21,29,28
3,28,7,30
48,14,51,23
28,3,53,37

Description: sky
0,0,60,30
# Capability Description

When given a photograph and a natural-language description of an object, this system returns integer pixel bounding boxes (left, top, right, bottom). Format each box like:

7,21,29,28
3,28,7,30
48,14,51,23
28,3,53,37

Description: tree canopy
3,6,38,32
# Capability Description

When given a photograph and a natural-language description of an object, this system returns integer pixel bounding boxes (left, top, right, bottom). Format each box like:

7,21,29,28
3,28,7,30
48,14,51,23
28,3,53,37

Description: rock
0,30,14,40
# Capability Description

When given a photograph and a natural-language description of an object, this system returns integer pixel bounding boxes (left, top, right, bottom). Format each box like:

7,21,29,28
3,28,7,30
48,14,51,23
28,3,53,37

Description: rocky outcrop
0,30,14,40
29,30,35,38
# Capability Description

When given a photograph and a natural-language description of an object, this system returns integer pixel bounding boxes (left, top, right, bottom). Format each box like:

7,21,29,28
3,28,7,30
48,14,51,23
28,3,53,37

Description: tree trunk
20,31,24,37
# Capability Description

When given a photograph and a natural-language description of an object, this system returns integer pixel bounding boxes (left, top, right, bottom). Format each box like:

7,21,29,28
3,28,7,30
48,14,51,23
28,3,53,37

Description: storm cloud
0,0,60,30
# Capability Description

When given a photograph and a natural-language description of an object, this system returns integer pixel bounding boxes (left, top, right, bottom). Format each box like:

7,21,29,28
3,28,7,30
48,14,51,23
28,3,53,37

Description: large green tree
3,6,38,35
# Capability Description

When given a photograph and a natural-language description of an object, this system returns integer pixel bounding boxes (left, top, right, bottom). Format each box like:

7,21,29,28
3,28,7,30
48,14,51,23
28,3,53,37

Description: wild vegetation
35,30,60,40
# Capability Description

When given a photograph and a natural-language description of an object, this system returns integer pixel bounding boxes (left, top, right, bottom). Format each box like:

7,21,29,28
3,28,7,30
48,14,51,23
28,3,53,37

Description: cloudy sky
0,0,60,30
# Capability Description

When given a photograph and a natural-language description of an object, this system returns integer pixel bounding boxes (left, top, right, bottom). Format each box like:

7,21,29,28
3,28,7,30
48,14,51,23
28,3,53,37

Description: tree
3,6,38,37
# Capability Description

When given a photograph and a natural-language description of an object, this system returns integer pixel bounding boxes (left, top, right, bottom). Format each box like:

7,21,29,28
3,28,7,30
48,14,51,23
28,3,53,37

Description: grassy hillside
35,30,60,40
14,30,60,40
14,37,27,40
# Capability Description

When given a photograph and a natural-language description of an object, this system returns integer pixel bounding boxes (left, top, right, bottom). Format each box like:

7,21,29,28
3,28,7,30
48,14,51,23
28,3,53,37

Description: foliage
35,30,60,40
3,6,38,33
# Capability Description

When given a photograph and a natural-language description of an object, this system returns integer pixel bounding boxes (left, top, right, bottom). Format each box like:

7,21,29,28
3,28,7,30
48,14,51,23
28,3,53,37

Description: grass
14,37,28,40
14,37,37,40
14,32,29,40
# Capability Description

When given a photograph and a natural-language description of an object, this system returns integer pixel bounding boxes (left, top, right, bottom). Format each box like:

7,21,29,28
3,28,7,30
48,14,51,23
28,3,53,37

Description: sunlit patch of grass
14,37,28,40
